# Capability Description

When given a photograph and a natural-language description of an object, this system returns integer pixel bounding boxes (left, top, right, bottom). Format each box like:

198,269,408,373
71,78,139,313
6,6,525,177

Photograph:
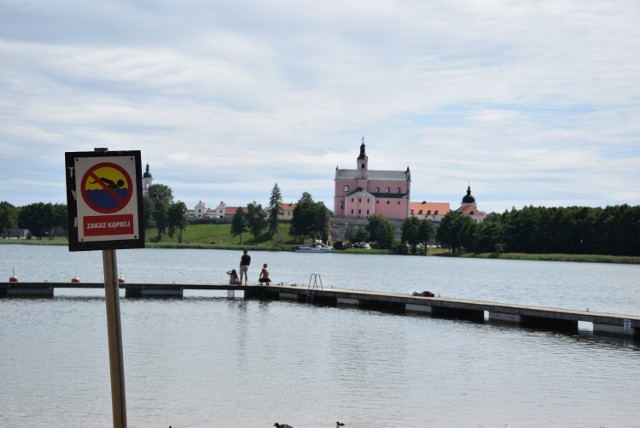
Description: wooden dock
2,282,638,339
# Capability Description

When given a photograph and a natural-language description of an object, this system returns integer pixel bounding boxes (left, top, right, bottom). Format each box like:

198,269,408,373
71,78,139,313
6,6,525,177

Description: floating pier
1,282,638,339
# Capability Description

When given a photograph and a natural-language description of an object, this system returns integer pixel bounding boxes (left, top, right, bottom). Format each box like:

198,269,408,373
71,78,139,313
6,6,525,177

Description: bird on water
337,422,345,427
274,423,293,428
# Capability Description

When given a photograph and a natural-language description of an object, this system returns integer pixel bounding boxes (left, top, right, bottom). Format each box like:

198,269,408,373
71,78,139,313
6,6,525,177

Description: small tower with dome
455,185,486,223
142,163,153,197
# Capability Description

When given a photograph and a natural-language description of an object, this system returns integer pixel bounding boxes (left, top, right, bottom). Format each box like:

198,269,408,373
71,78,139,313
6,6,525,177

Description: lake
1,244,639,427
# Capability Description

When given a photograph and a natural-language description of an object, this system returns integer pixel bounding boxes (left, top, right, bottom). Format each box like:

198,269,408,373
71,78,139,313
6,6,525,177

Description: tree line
436,204,640,257
3,190,639,257
231,185,332,245
0,201,67,239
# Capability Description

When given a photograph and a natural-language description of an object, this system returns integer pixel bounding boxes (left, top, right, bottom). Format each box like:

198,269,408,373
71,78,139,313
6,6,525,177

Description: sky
1,0,639,214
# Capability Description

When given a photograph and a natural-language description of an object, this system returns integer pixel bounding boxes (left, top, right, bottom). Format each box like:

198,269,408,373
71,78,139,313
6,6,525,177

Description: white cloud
1,0,639,213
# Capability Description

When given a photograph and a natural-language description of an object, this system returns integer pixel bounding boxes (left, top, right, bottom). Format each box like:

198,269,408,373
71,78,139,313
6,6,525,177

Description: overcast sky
1,0,639,214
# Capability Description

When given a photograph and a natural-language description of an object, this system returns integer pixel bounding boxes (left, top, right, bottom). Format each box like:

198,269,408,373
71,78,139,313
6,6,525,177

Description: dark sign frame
65,150,145,252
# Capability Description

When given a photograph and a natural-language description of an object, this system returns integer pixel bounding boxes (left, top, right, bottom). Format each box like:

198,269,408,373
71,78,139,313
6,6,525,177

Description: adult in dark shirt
239,249,251,285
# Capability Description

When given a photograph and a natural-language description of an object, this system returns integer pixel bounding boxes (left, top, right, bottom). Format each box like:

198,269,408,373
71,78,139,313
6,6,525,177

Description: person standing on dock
239,249,251,285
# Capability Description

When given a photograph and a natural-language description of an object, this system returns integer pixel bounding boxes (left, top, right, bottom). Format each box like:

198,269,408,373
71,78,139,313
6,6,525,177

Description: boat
295,240,336,253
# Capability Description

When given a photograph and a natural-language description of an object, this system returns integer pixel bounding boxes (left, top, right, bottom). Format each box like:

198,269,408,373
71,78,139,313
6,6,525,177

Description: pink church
334,141,411,220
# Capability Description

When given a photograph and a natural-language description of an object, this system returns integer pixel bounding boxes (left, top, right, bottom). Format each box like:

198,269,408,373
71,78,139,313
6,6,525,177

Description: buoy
118,277,125,283
71,276,80,283
9,275,19,283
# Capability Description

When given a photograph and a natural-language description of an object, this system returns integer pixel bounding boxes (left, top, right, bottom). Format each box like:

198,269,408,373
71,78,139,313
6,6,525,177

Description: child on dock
226,269,240,285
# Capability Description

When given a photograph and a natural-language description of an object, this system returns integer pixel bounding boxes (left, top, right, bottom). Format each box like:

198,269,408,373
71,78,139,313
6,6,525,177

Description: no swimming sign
65,150,145,251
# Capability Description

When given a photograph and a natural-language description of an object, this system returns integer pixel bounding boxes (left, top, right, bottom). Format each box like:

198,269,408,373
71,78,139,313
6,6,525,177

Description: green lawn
145,222,300,250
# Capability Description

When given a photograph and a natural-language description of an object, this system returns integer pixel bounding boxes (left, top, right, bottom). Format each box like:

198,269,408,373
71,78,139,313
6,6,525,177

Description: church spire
357,138,368,178
358,137,367,160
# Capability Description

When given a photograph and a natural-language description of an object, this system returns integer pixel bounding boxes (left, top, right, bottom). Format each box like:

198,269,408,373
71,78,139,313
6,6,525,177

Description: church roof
336,169,409,181
347,187,375,198
143,163,153,179
462,185,475,203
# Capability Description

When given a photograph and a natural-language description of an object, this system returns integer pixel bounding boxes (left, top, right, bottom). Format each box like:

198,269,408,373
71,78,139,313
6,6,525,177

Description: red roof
410,201,451,216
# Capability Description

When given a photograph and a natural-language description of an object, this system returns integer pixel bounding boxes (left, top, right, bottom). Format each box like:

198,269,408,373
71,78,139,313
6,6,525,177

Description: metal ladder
307,273,323,303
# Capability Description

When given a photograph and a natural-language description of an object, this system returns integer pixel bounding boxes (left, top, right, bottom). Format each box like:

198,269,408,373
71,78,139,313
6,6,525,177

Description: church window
375,187,380,192
396,187,401,193
361,163,365,169
344,185,349,192
385,187,390,193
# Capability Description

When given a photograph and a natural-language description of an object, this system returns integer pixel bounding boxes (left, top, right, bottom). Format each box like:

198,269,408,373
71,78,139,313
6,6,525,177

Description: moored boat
295,241,335,253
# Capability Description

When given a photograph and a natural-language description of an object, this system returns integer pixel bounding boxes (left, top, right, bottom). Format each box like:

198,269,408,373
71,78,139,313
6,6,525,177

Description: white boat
295,241,335,253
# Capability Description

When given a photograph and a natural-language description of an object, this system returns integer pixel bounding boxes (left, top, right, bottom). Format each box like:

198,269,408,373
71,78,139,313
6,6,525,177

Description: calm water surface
1,245,639,427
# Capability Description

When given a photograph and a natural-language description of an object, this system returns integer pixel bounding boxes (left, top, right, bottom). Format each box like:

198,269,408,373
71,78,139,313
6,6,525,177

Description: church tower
357,138,368,179
142,163,153,197
456,185,486,222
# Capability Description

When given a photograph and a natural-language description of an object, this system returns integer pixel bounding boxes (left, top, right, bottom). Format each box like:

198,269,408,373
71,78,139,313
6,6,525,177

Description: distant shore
2,239,640,264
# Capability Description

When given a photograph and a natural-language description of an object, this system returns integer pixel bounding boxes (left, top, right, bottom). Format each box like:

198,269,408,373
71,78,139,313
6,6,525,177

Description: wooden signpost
65,148,145,428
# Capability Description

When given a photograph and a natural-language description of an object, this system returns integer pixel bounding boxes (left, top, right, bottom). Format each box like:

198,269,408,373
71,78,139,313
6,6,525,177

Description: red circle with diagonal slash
80,162,133,214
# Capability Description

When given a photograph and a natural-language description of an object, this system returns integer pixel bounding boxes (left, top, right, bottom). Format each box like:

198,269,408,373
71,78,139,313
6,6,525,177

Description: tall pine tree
268,183,283,240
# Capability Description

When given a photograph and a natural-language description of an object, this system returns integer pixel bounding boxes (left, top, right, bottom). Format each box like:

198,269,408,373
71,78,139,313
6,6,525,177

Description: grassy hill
146,222,300,250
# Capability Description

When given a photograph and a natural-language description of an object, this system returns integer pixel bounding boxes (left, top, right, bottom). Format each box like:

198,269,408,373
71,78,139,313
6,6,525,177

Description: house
279,202,296,222
186,201,217,219
334,140,411,221
409,201,451,222
214,201,242,222
211,201,291,223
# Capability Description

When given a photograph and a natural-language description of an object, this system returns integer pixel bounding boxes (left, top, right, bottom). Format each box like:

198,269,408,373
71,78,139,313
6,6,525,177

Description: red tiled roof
410,201,451,216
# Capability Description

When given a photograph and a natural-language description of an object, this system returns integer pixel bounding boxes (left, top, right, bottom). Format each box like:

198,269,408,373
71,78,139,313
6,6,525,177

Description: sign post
65,148,145,428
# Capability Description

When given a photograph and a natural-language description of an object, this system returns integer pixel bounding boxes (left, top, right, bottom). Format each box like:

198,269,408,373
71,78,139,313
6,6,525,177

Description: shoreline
2,239,639,264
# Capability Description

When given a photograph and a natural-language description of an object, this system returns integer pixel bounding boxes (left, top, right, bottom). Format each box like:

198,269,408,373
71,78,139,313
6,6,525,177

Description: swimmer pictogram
80,162,133,214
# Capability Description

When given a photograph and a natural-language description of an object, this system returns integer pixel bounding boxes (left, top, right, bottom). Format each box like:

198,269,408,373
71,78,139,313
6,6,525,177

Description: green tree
353,226,369,244
18,202,66,240
401,216,421,253
230,207,247,244
167,201,188,243
367,214,395,249
246,202,267,241
142,196,155,236
268,183,283,240
146,184,174,240
473,213,504,253
0,201,19,238
437,211,476,253
417,219,435,254
51,203,67,239
290,192,330,243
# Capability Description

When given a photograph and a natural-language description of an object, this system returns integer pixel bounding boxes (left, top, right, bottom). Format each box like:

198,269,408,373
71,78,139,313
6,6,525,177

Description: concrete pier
2,282,638,339
0,283,54,298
